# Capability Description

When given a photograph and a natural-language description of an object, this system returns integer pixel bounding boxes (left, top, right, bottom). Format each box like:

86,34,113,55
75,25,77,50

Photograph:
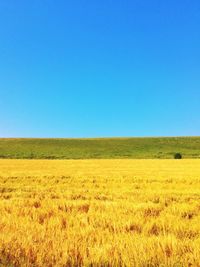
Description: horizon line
0,136,200,139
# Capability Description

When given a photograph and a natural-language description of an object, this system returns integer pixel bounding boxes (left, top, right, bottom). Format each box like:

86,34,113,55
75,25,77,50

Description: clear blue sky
0,0,199,137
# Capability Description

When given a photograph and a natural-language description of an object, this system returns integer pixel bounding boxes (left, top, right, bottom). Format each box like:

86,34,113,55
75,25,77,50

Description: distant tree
174,153,182,159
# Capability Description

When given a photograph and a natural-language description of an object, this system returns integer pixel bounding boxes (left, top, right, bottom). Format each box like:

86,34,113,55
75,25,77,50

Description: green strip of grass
0,137,199,159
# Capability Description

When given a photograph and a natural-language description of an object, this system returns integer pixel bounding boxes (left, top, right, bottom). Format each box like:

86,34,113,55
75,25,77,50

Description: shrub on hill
174,153,182,159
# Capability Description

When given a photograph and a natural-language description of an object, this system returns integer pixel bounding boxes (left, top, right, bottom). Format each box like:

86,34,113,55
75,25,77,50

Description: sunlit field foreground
0,160,200,266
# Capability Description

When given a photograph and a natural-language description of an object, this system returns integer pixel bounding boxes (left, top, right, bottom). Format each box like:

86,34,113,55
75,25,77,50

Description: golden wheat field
0,159,200,267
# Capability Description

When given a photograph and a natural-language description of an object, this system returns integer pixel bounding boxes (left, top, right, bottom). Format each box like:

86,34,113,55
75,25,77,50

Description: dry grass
0,159,200,266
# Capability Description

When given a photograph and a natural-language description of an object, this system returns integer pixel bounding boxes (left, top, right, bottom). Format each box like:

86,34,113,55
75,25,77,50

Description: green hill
0,137,200,159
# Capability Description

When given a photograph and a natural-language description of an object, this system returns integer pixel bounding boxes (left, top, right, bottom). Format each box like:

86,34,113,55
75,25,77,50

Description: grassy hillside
0,137,199,159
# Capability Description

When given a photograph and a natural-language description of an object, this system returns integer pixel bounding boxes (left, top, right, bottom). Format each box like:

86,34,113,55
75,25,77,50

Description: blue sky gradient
0,0,199,137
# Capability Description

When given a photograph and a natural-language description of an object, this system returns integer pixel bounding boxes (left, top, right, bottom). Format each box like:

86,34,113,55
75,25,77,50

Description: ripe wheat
0,159,200,266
